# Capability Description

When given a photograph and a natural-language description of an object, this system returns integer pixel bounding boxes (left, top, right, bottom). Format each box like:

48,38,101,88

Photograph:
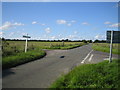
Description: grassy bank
3,49,46,69
50,59,119,88
92,43,120,55
47,44,86,50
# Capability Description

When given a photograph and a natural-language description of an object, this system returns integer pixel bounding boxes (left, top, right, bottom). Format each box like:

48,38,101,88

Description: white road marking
81,50,93,63
88,54,93,62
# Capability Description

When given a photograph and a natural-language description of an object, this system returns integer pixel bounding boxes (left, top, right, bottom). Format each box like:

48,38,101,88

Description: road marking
81,50,93,63
88,54,93,62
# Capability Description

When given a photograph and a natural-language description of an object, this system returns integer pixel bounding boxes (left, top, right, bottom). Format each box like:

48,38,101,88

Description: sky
1,0,120,2
0,2,119,40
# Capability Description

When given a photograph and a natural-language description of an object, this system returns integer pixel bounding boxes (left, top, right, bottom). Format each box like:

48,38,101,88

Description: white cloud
40,23,46,26
81,22,89,25
74,31,78,34
50,36,56,39
67,35,79,40
8,32,15,37
56,20,67,24
0,21,24,30
56,19,76,26
71,20,76,23
94,34,106,40
0,22,12,30
22,33,27,35
0,32,3,37
58,34,62,37
95,35,99,39
32,21,37,24
67,23,72,26
44,27,51,33
104,21,111,24
14,22,24,26
108,23,120,28
0,32,3,35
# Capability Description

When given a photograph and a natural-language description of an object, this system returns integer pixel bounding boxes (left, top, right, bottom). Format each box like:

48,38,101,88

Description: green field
2,41,86,57
50,59,119,88
92,43,120,55
2,41,86,69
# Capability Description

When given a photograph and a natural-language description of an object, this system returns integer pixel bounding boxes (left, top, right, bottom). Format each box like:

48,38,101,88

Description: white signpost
23,34,31,53
109,31,113,63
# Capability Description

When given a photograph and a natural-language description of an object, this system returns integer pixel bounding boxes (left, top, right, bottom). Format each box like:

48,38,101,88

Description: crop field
2,40,86,69
92,43,120,55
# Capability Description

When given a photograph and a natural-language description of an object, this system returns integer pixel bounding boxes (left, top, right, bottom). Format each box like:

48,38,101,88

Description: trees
93,39,106,43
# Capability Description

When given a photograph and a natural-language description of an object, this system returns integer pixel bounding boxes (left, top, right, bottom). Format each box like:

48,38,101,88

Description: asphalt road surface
2,44,118,88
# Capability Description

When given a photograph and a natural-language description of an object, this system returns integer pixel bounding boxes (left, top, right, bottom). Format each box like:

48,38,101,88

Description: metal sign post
25,38,28,53
109,31,113,63
23,34,31,53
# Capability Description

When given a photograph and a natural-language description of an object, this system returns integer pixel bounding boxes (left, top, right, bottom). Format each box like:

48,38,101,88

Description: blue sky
1,2,119,40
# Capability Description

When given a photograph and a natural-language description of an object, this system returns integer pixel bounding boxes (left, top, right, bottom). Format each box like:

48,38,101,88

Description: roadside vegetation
3,49,46,69
92,43,120,55
2,40,87,69
50,59,119,88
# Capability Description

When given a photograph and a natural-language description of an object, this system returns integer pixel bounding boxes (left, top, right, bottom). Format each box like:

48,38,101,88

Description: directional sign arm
23,35,31,38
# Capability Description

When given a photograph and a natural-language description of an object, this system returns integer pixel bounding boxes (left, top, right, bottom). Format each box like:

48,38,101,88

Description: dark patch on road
60,56,65,58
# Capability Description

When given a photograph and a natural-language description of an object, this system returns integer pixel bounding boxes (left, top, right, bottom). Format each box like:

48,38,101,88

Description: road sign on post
107,31,120,63
23,34,31,53
107,31,120,43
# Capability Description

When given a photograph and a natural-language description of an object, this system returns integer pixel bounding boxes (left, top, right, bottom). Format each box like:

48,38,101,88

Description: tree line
1,38,106,43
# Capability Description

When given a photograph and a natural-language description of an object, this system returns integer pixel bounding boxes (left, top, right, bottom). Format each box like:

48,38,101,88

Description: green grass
92,43,120,55
50,59,119,88
2,49,46,69
60,44,84,50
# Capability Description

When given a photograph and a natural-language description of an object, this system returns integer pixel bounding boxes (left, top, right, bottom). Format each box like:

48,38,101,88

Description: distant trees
1,38,106,43
93,39,106,43
82,40,87,43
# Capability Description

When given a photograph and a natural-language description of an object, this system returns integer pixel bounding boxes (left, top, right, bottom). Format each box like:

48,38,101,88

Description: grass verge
92,43,120,55
50,59,119,88
60,45,84,50
43,43,87,50
2,49,46,69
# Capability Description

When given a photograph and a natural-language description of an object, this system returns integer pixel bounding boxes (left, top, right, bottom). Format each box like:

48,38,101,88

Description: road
2,44,118,88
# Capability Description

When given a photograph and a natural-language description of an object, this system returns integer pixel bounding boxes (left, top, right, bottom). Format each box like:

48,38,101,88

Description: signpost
107,31,120,63
109,31,113,63
23,34,31,53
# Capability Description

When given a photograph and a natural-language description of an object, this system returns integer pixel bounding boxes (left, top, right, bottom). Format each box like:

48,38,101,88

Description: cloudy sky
0,2,119,40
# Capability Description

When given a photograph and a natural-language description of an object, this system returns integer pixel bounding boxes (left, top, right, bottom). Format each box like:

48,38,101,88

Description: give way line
81,50,93,63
